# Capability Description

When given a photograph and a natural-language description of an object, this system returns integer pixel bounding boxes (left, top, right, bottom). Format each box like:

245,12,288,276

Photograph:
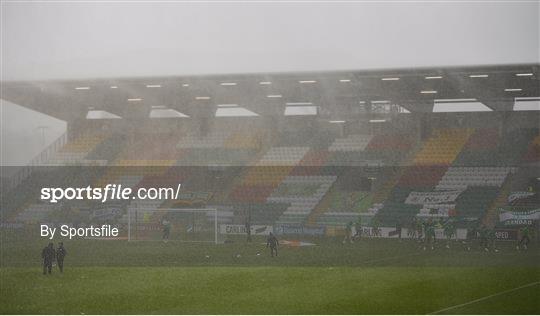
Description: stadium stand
328,134,373,152
523,134,540,162
175,129,262,166
86,133,126,161
397,166,448,188
230,185,275,203
454,187,500,219
314,190,373,225
2,70,538,235
256,147,310,166
234,203,290,225
177,132,231,149
490,128,538,165
6,121,537,230
364,133,414,164
413,128,472,165
269,175,336,224
45,132,108,165
435,167,513,190
453,128,500,166
0,64,537,236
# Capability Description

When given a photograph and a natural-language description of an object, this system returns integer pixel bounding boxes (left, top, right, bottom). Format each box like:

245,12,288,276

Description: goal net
127,208,221,243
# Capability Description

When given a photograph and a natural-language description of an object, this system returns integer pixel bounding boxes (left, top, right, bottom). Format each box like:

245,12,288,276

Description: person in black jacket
41,243,55,275
245,216,252,243
56,242,67,273
266,232,279,257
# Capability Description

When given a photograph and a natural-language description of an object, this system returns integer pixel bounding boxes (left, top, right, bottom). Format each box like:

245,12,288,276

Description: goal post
127,208,220,244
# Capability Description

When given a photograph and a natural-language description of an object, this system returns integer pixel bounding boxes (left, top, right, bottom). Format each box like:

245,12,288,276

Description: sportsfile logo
40,183,182,203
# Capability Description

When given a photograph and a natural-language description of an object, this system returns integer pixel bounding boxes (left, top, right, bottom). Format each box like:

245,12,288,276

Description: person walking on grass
343,221,353,244
42,242,55,275
266,232,279,257
372,218,381,237
479,225,489,251
408,217,417,240
416,219,424,243
354,218,362,241
162,216,171,242
423,219,435,250
245,216,252,243
56,242,67,273
395,219,403,241
444,220,456,249
517,225,531,250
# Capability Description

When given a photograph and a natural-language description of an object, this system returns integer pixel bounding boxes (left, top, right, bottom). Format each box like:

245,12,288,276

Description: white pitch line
429,281,540,314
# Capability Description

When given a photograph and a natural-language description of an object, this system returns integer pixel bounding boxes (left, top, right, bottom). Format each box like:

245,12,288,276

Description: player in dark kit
395,220,403,241
353,218,362,241
423,219,435,250
464,222,477,251
479,225,489,251
343,221,353,244
487,227,497,252
41,242,55,275
245,217,252,243
162,216,171,242
416,219,424,242
443,220,456,249
266,232,279,257
408,217,417,239
56,242,67,273
517,226,531,250
372,218,381,237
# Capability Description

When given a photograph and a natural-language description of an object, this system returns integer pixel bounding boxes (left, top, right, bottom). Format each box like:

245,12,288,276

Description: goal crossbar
127,208,218,244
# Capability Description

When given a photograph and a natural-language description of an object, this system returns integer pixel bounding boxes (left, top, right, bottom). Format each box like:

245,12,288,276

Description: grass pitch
1,234,539,314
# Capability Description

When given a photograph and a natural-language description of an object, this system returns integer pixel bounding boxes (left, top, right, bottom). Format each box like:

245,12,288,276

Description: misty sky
2,2,539,80
1,1,539,166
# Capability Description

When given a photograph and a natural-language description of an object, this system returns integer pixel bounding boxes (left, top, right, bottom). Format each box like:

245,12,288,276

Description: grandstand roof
1,64,539,121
